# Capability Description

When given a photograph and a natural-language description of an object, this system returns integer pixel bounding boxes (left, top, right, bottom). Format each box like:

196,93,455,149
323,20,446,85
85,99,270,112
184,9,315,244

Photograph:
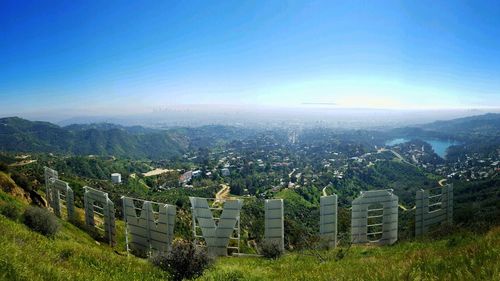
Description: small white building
111,173,122,184
221,168,230,176
192,170,202,178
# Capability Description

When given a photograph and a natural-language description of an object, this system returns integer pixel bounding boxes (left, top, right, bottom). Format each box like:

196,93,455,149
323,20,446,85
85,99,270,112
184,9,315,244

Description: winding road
438,179,447,187
214,184,230,205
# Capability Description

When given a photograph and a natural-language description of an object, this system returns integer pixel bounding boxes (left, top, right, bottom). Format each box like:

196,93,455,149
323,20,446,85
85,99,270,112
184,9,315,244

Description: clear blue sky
1,0,500,115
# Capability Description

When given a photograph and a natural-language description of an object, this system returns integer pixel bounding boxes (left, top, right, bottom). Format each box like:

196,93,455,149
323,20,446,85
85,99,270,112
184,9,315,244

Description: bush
0,162,9,172
11,173,32,192
0,203,21,221
58,249,74,261
259,240,284,259
151,240,212,281
130,247,149,259
23,206,59,237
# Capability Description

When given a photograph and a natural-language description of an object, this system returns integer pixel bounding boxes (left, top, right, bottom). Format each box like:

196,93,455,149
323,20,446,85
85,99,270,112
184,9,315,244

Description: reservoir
385,138,461,158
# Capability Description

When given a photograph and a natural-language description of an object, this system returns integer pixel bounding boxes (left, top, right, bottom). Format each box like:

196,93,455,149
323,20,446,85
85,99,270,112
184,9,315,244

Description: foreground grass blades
199,228,500,281
0,187,498,281
0,214,168,281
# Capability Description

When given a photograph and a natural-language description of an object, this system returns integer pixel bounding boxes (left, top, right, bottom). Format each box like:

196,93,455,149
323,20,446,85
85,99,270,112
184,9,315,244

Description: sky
1,0,500,118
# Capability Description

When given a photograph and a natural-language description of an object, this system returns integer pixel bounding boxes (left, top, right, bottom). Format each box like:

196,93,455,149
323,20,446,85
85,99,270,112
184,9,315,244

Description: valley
0,113,499,280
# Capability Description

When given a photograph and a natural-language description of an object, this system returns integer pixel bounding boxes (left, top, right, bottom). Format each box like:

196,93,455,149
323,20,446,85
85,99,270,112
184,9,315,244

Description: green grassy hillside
0,192,168,281
201,228,500,281
0,184,499,281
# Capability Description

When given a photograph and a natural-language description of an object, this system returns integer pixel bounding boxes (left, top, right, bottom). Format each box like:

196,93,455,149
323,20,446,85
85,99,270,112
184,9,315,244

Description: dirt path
214,184,230,205
438,179,447,187
399,179,447,211
322,186,329,197
142,168,174,177
9,159,37,167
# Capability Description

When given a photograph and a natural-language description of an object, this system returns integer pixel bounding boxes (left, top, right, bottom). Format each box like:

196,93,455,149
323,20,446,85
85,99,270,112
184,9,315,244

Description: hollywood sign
44,167,453,257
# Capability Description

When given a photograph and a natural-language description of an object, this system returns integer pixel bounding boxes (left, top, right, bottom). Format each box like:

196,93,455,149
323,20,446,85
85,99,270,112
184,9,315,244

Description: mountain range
0,117,186,159
1,113,499,159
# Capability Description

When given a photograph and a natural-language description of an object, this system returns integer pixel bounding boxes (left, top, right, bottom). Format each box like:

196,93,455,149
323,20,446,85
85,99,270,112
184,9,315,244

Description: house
179,171,193,184
221,168,230,176
111,173,121,184
192,170,202,178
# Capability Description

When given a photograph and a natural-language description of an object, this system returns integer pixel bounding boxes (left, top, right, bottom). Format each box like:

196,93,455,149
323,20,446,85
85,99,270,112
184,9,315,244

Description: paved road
377,148,414,166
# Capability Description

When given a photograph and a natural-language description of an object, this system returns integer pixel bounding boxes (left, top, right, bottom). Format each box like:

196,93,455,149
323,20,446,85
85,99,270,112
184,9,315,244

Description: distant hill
0,117,73,153
422,113,500,135
64,123,159,135
0,117,186,159
388,113,500,141
170,125,257,149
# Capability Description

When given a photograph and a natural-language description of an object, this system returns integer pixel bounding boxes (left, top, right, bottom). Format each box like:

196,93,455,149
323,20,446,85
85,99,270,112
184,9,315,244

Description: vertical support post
145,201,152,256
446,184,453,224
66,187,75,221
121,196,130,256
415,189,424,236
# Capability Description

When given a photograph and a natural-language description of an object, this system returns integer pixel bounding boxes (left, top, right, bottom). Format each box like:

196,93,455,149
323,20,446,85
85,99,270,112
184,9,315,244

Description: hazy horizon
2,106,499,130
1,1,500,124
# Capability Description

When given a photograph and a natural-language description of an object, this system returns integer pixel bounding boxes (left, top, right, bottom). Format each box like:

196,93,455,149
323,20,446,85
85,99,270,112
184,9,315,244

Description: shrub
0,203,21,221
58,249,74,261
427,223,460,239
335,247,347,261
11,173,32,192
0,162,9,172
130,247,149,258
259,240,284,259
23,206,59,237
151,240,212,281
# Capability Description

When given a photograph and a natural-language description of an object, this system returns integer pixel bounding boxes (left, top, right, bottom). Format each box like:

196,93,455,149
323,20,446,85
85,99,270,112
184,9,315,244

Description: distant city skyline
1,1,500,117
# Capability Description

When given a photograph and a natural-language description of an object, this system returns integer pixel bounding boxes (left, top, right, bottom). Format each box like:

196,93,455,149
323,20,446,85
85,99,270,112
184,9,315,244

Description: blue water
385,138,461,158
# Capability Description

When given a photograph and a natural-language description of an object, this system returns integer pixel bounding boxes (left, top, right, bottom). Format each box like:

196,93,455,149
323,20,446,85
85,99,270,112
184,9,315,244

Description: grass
0,190,168,281
0,186,499,281
0,213,169,281
0,171,29,204
276,188,315,207
199,228,500,281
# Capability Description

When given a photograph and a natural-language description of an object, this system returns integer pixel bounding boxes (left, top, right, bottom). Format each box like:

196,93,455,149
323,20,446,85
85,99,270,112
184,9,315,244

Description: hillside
0,171,31,204
0,192,168,281
0,117,186,160
1,164,498,281
1,167,499,281
201,227,500,280
423,113,500,136
1,189,498,280
387,113,500,140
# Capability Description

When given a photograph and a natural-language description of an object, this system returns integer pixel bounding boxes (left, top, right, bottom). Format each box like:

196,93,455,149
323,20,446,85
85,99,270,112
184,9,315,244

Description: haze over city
1,1,500,126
